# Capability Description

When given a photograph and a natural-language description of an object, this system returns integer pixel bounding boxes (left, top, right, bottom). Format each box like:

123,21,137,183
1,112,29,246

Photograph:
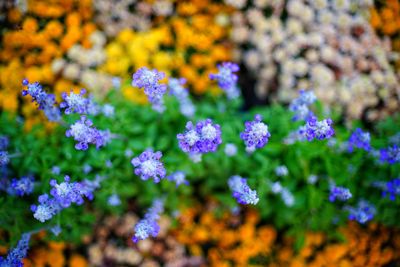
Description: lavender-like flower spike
329,186,352,202
168,171,189,187
132,199,164,243
380,145,400,164
289,90,316,121
50,175,84,208
66,116,108,150
345,200,376,224
348,128,371,152
0,151,9,166
0,233,31,267
382,178,400,201
177,119,222,155
240,114,271,151
9,177,35,196
131,149,166,183
132,67,167,112
60,89,89,114
228,175,259,205
304,115,334,141
209,62,239,91
31,194,61,223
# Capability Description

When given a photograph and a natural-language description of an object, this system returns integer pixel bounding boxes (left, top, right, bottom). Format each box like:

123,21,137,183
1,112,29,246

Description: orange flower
22,17,38,33
69,254,88,267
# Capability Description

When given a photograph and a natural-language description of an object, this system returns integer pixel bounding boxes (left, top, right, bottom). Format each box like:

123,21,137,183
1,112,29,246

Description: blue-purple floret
132,199,164,243
304,115,334,141
49,175,85,208
131,149,166,183
177,119,222,155
0,136,9,151
228,175,259,205
107,194,121,206
60,89,89,114
289,90,316,121
0,151,9,166
132,67,167,112
382,178,400,201
240,114,270,150
168,171,189,187
10,177,35,196
346,200,376,224
169,78,195,117
329,186,352,202
66,116,109,150
209,62,240,99
21,79,61,122
0,233,31,267
348,128,371,152
380,145,400,164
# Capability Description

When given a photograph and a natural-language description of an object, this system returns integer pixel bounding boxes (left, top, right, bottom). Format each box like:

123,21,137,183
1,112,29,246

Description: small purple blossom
168,171,189,187
228,175,259,205
66,116,107,150
275,165,288,177
0,151,9,166
51,225,62,236
382,178,400,201
50,175,85,208
10,177,35,196
0,233,31,267
51,166,60,175
304,115,334,141
0,136,9,151
60,89,89,114
346,200,376,224
224,143,238,157
209,62,239,91
102,104,115,117
107,194,121,206
240,114,270,150
177,119,222,155
380,145,400,164
132,199,164,243
169,78,196,117
131,149,166,183
132,67,167,112
329,186,352,202
289,90,317,121
31,194,62,222
348,128,371,152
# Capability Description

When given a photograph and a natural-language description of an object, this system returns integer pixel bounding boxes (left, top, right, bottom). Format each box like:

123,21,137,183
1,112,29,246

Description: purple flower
51,166,60,175
50,176,85,208
209,62,239,91
380,145,400,164
0,136,9,151
51,225,62,236
0,233,31,267
346,200,376,224
224,143,238,157
132,67,167,112
289,90,316,121
21,79,61,121
177,119,222,155
31,194,61,223
107,194,121,206
304,115,334,141
240,114,270,150
131,149,166,183
382,178,400,201
66,116,108,150
329,186,352,202
348,128,371,152
168,171,189,187
0,151,9,166
102,104,115,117
275,165,288,177
132,199,164,243
228,175,259,205
10,177,35,196
169,78,196,117
60,89,89,114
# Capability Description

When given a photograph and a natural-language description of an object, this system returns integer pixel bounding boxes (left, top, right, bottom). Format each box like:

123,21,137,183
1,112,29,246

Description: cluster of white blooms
51,31,114,94
227,0,400,120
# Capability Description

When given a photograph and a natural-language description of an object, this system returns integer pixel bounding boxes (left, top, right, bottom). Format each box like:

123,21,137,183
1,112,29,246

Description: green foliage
0,90,399,246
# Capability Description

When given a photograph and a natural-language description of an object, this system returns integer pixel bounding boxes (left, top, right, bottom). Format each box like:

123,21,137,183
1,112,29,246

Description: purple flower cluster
132,67,167,112
240,114,270,151
168,78,195,117
209,62,240,99
177,119,222,155
228,175,259,205
132,199,164,243
9,177,35,196
31,175,96,222
289,90,316,121
0,151,9,167
66,116,109,150
21,79,61,122
348,128,371,152
0,136,8,151
269,181,295,207
382,178,400,201
168,171,189,187
60,89,90,114
380,145,400,164
346,200,376,224
329,186,352,202
304,115,334,141
0,233,31,267
131,149,166,183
